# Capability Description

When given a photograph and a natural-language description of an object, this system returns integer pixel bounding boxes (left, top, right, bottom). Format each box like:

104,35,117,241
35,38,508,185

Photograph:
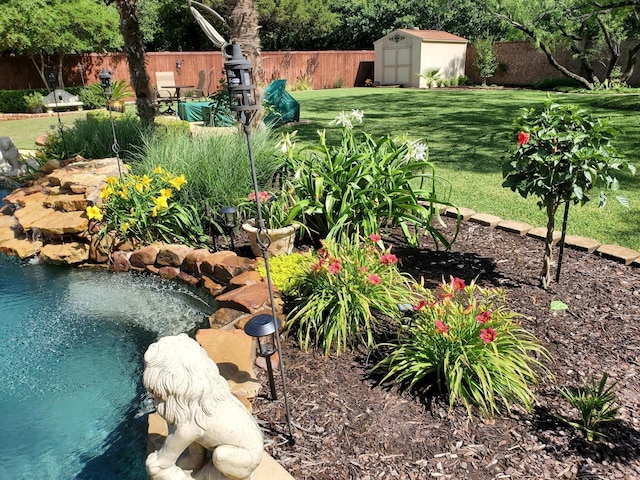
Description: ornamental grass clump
87,166,208,248
375,277,552,418
286,234,416,355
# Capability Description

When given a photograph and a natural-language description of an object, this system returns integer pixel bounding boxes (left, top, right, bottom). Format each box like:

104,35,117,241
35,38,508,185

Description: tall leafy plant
281,110,458,247
502,101,634,289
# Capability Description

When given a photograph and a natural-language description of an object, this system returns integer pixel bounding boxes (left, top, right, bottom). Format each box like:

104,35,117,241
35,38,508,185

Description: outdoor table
160,84,194,115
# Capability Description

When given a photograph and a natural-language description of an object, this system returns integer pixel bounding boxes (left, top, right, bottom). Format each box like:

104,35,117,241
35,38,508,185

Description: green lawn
1,111,87,149
284,88,640,251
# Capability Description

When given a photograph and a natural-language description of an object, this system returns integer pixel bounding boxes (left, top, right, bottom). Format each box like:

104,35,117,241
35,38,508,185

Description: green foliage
557,373,619,441
282,110,458,247
0,0,122,87
87,80,133,102
42,111,146,161
473,35,498,85
419,69,443,89
237,185,299,230
89,167,208,248
78,85,106,110
23,91,44,112
502,101,635,287
375,277,552,418
290,76,314,91
286,235,416,355
133,127,282,224
255,252,311,296
0,88,47,113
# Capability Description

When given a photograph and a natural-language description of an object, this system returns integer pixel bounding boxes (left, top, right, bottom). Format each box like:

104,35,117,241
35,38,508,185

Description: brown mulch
244,219,640,480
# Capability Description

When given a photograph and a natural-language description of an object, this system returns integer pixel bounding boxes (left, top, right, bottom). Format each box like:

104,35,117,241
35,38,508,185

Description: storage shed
374,29,468,88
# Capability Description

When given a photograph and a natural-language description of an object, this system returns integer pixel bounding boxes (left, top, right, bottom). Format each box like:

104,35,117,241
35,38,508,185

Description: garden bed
245,218,640,479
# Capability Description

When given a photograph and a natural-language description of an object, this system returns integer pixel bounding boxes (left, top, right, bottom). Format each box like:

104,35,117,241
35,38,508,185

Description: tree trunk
113,0,156,126
621,42,640,82
540,202,558,289
225,0,264,121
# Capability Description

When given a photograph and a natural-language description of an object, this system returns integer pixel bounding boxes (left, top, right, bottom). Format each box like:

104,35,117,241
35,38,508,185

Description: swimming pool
0,189,215,480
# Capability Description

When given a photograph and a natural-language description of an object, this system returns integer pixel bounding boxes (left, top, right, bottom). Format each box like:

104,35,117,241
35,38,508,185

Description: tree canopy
488,0,640,88
0,0,122,88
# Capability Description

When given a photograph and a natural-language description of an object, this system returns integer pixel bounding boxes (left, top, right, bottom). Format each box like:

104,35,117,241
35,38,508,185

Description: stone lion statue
0,136,22,175
143,333,264,480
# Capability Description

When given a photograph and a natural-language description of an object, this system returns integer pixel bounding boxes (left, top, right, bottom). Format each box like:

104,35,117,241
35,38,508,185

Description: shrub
23,92,44,112
286,234,416,355
87,167,208,248
281,110,458,247
78,86,106,110
374,277,552,418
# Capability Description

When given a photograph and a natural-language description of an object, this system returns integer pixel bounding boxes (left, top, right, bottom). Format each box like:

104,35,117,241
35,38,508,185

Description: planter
242,222,300,257
108,100,125,113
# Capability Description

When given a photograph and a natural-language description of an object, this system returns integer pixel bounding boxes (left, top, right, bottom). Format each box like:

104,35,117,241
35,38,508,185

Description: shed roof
384,29,468,44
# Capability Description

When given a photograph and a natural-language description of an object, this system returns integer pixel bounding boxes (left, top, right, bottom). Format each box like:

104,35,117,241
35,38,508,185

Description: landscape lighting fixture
243,313,279,400
224,43,294,444
77,62,85,87
218,205,237,252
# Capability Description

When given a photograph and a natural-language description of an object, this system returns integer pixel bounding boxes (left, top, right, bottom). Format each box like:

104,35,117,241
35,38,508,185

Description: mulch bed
243,218,640,479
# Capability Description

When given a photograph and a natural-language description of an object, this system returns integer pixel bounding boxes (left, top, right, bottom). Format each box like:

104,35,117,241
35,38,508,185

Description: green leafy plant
23,92,44,113
87,80,133,102
78,85,107,109
556,373,619,441
473,35,498,87
502,101,635,288
419,69,442,88
237,184,300,230
286,234,415,355
281,110,458,247
374,277,552,418
255,252,311,296
87,166,208,248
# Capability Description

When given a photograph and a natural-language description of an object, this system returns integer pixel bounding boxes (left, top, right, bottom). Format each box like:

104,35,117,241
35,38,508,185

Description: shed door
382,46,411,85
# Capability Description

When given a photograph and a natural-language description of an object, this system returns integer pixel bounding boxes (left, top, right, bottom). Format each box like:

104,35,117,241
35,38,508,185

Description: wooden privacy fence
2,43,637,93
0,51,376,94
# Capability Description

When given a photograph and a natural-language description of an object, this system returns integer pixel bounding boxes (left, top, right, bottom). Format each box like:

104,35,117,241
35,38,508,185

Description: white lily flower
350,109,364,124
329,111,353,129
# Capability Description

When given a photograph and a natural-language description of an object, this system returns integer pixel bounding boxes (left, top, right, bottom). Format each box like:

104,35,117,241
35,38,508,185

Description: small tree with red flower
375,277,551,418
502,101,634,288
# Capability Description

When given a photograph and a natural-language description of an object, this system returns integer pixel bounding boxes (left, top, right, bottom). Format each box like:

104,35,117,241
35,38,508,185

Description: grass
280,88,640,251
1,111,87,149
3,88,638,250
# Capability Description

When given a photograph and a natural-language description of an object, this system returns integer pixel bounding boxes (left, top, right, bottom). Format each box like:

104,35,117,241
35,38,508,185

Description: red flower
368,274,381,285
438,292,454,302
435,319,449,334
480,327,497,344
248,190,270,202
451,277,465,291
380,253,398,265
317,247,328,258
517,131,530,146
359,266,369,272
476,310,492,324
328,259,342,274
413,299,428,311
369,233,381,242
310,260,324,272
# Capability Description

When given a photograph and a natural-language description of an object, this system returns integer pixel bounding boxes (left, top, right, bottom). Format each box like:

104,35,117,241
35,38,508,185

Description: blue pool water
0,189,215,480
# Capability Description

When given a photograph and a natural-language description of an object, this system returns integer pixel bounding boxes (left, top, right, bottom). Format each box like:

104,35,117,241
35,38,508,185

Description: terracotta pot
108,100,125,113
241,222,300,257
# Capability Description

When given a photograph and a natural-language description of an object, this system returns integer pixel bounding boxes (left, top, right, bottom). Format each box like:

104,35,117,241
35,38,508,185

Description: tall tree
474,35,499,86
0,0,122,88
488,0,640,89
109,0,156,126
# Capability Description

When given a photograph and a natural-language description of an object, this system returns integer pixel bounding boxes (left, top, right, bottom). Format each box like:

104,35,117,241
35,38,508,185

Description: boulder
130,245,160,268
157,244,192,267
40,242,89,264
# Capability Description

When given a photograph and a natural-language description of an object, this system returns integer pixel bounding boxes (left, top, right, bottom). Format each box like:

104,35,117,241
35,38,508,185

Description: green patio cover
264,79,300,127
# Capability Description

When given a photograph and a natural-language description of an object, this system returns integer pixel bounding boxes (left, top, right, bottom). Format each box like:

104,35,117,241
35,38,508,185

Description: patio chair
155,71,178,114
184,70,208,99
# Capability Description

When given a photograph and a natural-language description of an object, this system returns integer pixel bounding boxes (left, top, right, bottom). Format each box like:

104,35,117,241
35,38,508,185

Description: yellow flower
152,206,158,217
170,174,187,190
135,182,144,193
99,185,113,199
121,221,131,234
153,195,169,210
153,166,165,175
86,205,103,221
140,175,152,190
105,176,118,186
119,186,128,199
160,188,173,199
130,207,135,215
